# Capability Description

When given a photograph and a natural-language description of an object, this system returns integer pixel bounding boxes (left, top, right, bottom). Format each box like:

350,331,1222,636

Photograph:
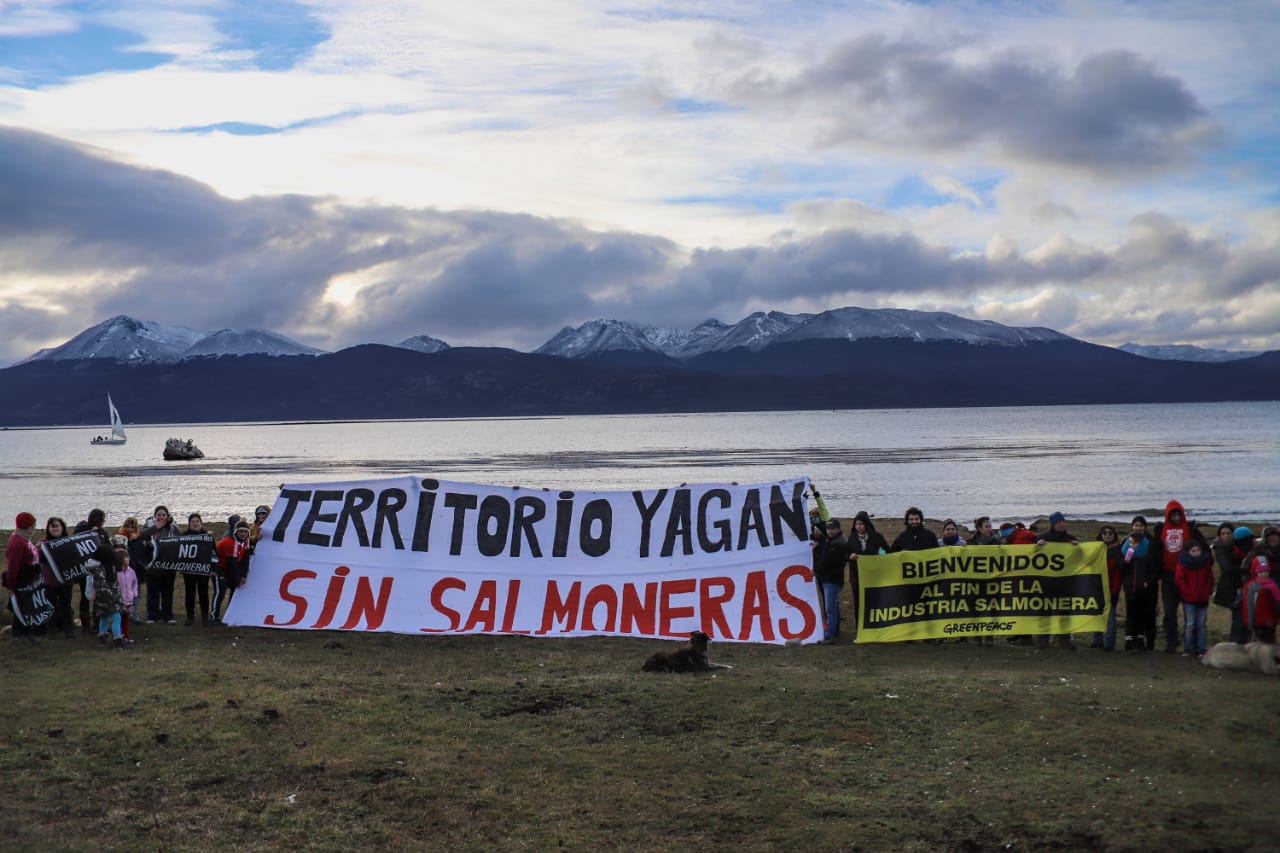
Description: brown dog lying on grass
1201,642,1280,675
642,631,734,673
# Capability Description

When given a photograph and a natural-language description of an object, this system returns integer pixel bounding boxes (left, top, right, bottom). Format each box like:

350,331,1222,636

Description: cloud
1,125,1277,366
727,36,1222,178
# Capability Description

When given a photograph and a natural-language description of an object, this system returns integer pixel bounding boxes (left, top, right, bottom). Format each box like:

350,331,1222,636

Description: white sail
91,395,127,445
108,394,126,439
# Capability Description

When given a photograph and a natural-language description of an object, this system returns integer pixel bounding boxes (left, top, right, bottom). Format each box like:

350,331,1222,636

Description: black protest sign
11,581,55,627
39,531,107,584
149,534,216,574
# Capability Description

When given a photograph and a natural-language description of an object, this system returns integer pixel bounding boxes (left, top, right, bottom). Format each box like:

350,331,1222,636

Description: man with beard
891,507,937,552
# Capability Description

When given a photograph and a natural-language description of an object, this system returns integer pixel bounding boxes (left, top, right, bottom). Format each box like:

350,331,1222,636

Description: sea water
1,402,1276,527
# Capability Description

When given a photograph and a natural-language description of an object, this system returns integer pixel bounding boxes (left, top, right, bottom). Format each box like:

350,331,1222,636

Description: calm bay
1,401,1276,528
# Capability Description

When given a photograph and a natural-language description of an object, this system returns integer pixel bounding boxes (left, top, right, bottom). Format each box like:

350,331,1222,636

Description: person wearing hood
6,512,41,642
891,507,937,552
249,504,271,546
846,511,888,639
1212,525,1253,644
1175,540,1215,656
813,518,850,644
1151,500,1210,653
1243,553,1279,644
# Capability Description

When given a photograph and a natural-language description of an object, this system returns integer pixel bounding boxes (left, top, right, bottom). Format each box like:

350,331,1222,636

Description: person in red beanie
6,512,41,642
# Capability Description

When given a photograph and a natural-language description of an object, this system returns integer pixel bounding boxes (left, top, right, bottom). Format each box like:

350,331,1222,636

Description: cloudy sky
1,0,1278,363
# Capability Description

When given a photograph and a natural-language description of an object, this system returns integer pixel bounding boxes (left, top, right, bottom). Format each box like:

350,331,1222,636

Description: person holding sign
72,509,110,634
847,511,888,641
40,517,76,639
182,514,212,626
138,505,179,624
5,512,41,643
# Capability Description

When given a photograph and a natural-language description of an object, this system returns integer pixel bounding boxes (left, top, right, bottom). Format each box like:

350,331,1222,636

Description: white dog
1201,642,1280,675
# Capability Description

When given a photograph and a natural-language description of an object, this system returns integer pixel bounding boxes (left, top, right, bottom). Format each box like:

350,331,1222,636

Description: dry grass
2,601,1277,852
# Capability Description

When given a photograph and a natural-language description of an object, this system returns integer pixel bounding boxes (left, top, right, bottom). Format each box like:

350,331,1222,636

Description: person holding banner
891,507,937,552
182,514,212,626
138,506,179,624
1036,512,1081,649
212,520,252,625
1090,526,1123,650
847,511,888,641
814,518,850,643
72,509,110,635
5,512,41,642
40,517,77,639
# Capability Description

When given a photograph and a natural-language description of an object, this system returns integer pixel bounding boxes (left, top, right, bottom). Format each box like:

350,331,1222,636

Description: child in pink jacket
115,547,139,644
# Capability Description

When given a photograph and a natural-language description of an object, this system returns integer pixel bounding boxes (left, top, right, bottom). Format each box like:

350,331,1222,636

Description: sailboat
89,395,127,446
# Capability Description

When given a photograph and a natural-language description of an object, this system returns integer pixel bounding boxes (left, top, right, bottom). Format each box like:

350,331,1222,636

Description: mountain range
16,307,1217,366
3,308,1274,427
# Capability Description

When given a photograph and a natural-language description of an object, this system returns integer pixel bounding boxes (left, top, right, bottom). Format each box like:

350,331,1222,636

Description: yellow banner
856,543,1109,643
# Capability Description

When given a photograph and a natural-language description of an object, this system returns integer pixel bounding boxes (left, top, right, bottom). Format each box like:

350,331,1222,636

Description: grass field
3,598,1277,852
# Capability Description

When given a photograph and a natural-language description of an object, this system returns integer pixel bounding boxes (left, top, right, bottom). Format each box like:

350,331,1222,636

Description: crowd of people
806,491,1280,654
4,504,269,649
6,494,1279,654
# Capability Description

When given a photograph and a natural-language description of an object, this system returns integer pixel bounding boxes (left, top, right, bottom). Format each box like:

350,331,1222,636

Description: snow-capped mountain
396,334,451,354
21,315,323,364
699,311,813,354
21,315,206,364
1118,343,1259,363
775,307,1068,347
535,319,671,358
182,328,326,358
536,307,1070,360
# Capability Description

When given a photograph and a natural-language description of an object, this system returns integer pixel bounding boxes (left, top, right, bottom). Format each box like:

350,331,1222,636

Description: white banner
225,476,821,644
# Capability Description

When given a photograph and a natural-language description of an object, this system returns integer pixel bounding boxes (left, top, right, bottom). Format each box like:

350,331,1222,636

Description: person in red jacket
1151,500,1210,653
1175,541,1215,656
211,521,252,626
1243,555,1279,644
6,512,41,642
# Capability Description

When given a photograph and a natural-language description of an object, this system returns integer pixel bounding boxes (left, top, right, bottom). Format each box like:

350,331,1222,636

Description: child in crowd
87,544,128,650
1175,541,1215,656
1244,557,1279,644
116,546,138,642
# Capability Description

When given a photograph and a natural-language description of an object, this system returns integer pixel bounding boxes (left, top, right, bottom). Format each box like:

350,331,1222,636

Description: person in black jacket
891,507,936,552
846,511,888,637
814,519,850,644
72,508,110,634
